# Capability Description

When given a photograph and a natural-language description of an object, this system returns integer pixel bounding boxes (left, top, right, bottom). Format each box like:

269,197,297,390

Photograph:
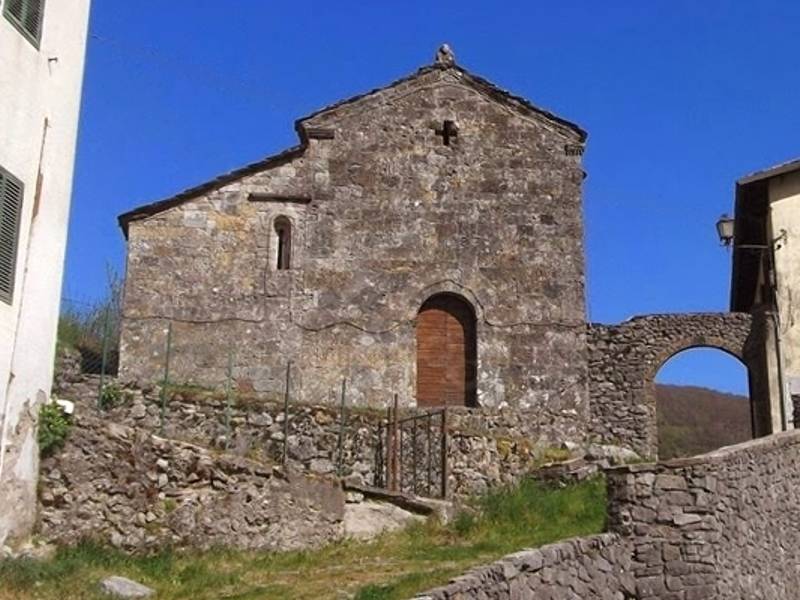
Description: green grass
0,477,606,600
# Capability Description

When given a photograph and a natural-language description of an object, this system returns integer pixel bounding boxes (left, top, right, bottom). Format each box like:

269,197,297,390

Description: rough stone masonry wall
54,376,585,502
587,313,755,458
416,534,634,600
417,430,800,599
38,406,346,552
40,375,600,552
606,430,800,600
120,63,588,434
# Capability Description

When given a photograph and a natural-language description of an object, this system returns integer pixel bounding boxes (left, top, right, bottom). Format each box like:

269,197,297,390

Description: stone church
118,46,589,414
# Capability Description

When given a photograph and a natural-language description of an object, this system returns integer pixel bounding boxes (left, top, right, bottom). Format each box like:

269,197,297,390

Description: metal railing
374,396,449,499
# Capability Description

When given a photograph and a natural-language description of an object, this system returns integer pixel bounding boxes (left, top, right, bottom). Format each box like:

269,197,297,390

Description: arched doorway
416,294,477,407
654,347,752,460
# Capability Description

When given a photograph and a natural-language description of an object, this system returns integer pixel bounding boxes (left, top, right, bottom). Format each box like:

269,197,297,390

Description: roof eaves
737,157,800,186
117,144,304,239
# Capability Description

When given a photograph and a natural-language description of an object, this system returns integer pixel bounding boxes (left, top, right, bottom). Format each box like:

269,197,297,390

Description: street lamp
716,214,735,246
715,214,787,250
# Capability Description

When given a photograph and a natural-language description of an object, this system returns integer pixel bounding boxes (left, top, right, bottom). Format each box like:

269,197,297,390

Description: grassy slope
0,478,605,600
656,383,751,460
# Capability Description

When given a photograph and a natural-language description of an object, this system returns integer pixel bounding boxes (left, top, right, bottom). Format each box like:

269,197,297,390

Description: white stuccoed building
0,0,91,546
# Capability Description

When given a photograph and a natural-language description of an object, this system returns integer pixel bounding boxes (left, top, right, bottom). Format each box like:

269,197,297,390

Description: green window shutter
4,0,45,47
0,167,25,305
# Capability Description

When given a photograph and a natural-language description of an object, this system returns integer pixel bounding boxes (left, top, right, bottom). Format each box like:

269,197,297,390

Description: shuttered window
0,166,24,304
4,0,45,47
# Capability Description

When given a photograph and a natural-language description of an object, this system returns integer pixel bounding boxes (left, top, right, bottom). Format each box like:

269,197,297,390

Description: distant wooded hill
656,384,752,460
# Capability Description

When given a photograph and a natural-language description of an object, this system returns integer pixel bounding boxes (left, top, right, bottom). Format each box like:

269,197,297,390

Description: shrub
98,382,124,410
38,403,71,457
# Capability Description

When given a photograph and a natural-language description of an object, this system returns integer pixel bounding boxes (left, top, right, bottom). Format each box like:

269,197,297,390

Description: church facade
118,47,589,416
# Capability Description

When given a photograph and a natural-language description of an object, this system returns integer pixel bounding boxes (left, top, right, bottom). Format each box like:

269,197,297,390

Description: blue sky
65,1,800,394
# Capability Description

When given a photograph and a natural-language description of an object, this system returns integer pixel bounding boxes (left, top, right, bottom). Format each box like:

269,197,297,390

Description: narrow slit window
274,217,292,270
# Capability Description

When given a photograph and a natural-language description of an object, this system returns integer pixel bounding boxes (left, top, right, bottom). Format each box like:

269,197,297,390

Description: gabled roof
119,55,586,238
297,62,587,140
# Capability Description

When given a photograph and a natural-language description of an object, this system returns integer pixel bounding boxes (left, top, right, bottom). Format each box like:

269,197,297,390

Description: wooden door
416,295,477,407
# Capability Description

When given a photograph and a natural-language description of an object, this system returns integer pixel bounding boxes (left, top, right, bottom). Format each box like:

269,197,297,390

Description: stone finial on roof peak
435,43,456,67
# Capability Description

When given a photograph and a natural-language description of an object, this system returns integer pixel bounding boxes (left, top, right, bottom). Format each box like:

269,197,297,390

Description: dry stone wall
606,430,800,600
587,313,756,457
54,376,587,502
38,411,346,552
41,376,603,552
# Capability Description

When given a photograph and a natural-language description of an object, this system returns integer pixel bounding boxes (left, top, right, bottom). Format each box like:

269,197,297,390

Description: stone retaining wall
607,430,800,599
38,411,345,552
54,376,585,501
416,430,800,599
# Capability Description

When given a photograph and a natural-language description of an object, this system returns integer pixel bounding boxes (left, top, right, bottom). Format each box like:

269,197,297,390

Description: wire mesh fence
57,295,122,405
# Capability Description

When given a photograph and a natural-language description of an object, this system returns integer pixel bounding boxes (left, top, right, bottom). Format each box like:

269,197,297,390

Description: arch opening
416,293,477,408
654,347,752,460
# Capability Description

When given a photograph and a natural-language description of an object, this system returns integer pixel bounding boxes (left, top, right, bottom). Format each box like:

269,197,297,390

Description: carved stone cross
435,120,458,146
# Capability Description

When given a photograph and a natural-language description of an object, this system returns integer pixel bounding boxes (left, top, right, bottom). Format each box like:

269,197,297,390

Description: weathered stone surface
343,500,424,540
605,431,800,600
42,379,556,551
587,313,757,457
38,389,347,552
99,576,154,598
414,534,632,599
117,55,589,435
417,430,800,599
54,376,588,500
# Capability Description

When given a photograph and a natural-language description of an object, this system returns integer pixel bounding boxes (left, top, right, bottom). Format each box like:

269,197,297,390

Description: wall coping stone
413,533,622,599
607,429,800,474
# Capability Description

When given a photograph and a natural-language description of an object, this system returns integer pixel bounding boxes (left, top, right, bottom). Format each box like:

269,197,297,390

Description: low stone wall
416,430,800,599
607,430,800,599
415,534,634,599
55,377,585,500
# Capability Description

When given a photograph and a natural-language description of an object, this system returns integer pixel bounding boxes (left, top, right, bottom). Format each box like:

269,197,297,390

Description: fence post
440,407,449,499
224,347,234,450
97,305,111,405
385,405,393,491
282,360,292,466
412,416,418,495
159,323,173,435
427,412,433,497
337,377,347,476
374,422,383,488
391,394,399,492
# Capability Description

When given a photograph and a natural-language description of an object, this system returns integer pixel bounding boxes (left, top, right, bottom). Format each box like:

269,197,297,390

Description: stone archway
587,312,765,458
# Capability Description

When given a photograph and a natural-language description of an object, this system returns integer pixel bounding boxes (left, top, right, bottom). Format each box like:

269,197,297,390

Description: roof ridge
119,55,586,238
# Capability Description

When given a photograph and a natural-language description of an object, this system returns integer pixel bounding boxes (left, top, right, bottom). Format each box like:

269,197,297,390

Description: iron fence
374,396,449,498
